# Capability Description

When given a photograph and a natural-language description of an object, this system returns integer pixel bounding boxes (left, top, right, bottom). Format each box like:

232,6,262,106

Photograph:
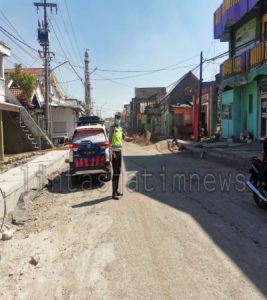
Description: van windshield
72,129,106,144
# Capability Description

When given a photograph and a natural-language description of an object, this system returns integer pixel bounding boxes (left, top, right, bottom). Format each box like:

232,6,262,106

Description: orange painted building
171,104,194,140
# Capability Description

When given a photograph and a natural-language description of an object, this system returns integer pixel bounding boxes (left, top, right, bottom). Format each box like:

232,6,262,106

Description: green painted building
215,0,267,140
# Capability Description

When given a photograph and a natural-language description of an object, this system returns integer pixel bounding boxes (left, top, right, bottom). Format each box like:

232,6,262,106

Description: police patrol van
68,116,112,184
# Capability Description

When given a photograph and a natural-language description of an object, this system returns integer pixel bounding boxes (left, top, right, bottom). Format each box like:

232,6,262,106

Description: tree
10,64,36,103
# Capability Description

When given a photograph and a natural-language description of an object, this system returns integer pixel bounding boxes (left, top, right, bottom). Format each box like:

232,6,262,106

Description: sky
0,0,227,118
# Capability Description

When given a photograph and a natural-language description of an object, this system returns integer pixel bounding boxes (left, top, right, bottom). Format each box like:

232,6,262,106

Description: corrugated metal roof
135,87,166,99
5,68,45,77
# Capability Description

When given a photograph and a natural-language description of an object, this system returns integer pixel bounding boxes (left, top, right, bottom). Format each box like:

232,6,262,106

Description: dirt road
0,142,267,299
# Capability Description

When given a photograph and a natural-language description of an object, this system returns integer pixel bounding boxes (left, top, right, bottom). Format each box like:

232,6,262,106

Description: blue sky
0,0,227,118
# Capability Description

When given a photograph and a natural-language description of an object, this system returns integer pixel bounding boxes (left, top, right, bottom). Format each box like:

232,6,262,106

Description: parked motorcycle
246,157,267,209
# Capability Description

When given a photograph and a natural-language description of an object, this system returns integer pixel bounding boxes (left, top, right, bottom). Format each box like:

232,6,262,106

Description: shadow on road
123,151,267,297
72,196,112,208
48,171,106,194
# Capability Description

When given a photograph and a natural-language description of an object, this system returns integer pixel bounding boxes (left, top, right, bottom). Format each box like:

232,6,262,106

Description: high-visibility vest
111,126,123,149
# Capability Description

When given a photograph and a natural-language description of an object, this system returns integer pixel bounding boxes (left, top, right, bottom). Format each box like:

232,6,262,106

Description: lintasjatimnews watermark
20,164,248,195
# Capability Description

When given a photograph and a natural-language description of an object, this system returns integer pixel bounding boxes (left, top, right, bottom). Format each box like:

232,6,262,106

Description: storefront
221,80,258,140
171,105,193,140
193,83,218,141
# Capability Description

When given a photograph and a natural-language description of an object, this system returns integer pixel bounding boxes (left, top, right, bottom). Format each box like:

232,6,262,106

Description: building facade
129,87,166,134
160,72,199,138
0,43,21,159
215,0,267,140
193,81,219,141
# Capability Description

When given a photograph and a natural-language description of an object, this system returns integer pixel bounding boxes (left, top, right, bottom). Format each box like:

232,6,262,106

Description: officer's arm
109,126,114,143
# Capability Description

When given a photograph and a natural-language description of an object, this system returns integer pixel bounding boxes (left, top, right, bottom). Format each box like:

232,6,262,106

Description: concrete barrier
184,145,250,170
0,150,68,217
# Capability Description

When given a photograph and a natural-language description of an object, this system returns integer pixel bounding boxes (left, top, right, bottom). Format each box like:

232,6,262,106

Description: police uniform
109,123,123,199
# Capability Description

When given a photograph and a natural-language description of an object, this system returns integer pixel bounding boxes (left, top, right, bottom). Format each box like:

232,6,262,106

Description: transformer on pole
34,0,57,136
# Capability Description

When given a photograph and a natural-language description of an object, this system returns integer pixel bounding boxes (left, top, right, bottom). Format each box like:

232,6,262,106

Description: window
249,94,253,114
222,104,233,120
72,129,106,144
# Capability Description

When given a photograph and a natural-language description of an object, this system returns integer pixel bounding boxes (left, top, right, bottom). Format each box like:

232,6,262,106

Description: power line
93,63,199,81
97,54,200,73
48,17,84,86
54,53,200,72
6,53,30,67
0,18,44,67
0,25,39,54
0,10,27,43
58,78,80,84
49,17,71,63
93,73,135,89
203,39,257,64
166,64,200,90
55,68,68,95
67,61,84,85
0,28,41,63
0,21,83,85
58,6,78,64
49,15,75,64
63,0,83,65
58,67,97,84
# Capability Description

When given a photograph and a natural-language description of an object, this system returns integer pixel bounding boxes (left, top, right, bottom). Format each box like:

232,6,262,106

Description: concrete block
0,150,68,217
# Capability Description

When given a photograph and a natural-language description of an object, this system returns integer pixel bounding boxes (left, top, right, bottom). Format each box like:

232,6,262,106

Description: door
201,104,209,135
221,104,234,138
260,95,267,138
174,114,184,127
173,114,184,139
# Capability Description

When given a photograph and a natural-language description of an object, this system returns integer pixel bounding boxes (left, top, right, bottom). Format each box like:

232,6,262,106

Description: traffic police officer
109,114,123,200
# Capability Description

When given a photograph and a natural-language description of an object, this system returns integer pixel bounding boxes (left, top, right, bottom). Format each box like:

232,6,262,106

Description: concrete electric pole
198,51,203,141
84,50,92,116
34,0,57,136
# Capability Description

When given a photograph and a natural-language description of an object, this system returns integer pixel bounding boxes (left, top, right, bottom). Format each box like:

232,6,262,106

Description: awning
50,102,81,110
0,101,20,112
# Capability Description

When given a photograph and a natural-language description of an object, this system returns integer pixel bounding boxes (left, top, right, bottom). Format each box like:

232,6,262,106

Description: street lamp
48,60,68,139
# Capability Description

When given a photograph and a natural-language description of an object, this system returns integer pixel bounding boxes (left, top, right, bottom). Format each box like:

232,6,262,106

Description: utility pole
84,49,92,116
34,0,57,136
198,51,203,141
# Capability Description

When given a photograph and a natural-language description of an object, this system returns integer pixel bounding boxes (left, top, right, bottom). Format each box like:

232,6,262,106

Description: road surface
1,142,267,299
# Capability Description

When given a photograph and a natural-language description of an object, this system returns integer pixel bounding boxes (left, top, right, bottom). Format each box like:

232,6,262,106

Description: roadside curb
184,145,250,171
0,150,68,218
12,190,41,225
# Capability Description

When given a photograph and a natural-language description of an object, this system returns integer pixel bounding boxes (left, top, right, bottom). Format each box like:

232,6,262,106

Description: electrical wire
0,9,27,43
7,53,29,67
55,68,67,95
203,38,256,63
58,78,80,84
48,17,84,86
97,54,200,73
66,61,84,85
57,53,200,72
93,63,199,81
0,29,41,64
0,25,39,54
63,0,83,65
93,73,135,89
49,16,75,65
58,7,78,64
